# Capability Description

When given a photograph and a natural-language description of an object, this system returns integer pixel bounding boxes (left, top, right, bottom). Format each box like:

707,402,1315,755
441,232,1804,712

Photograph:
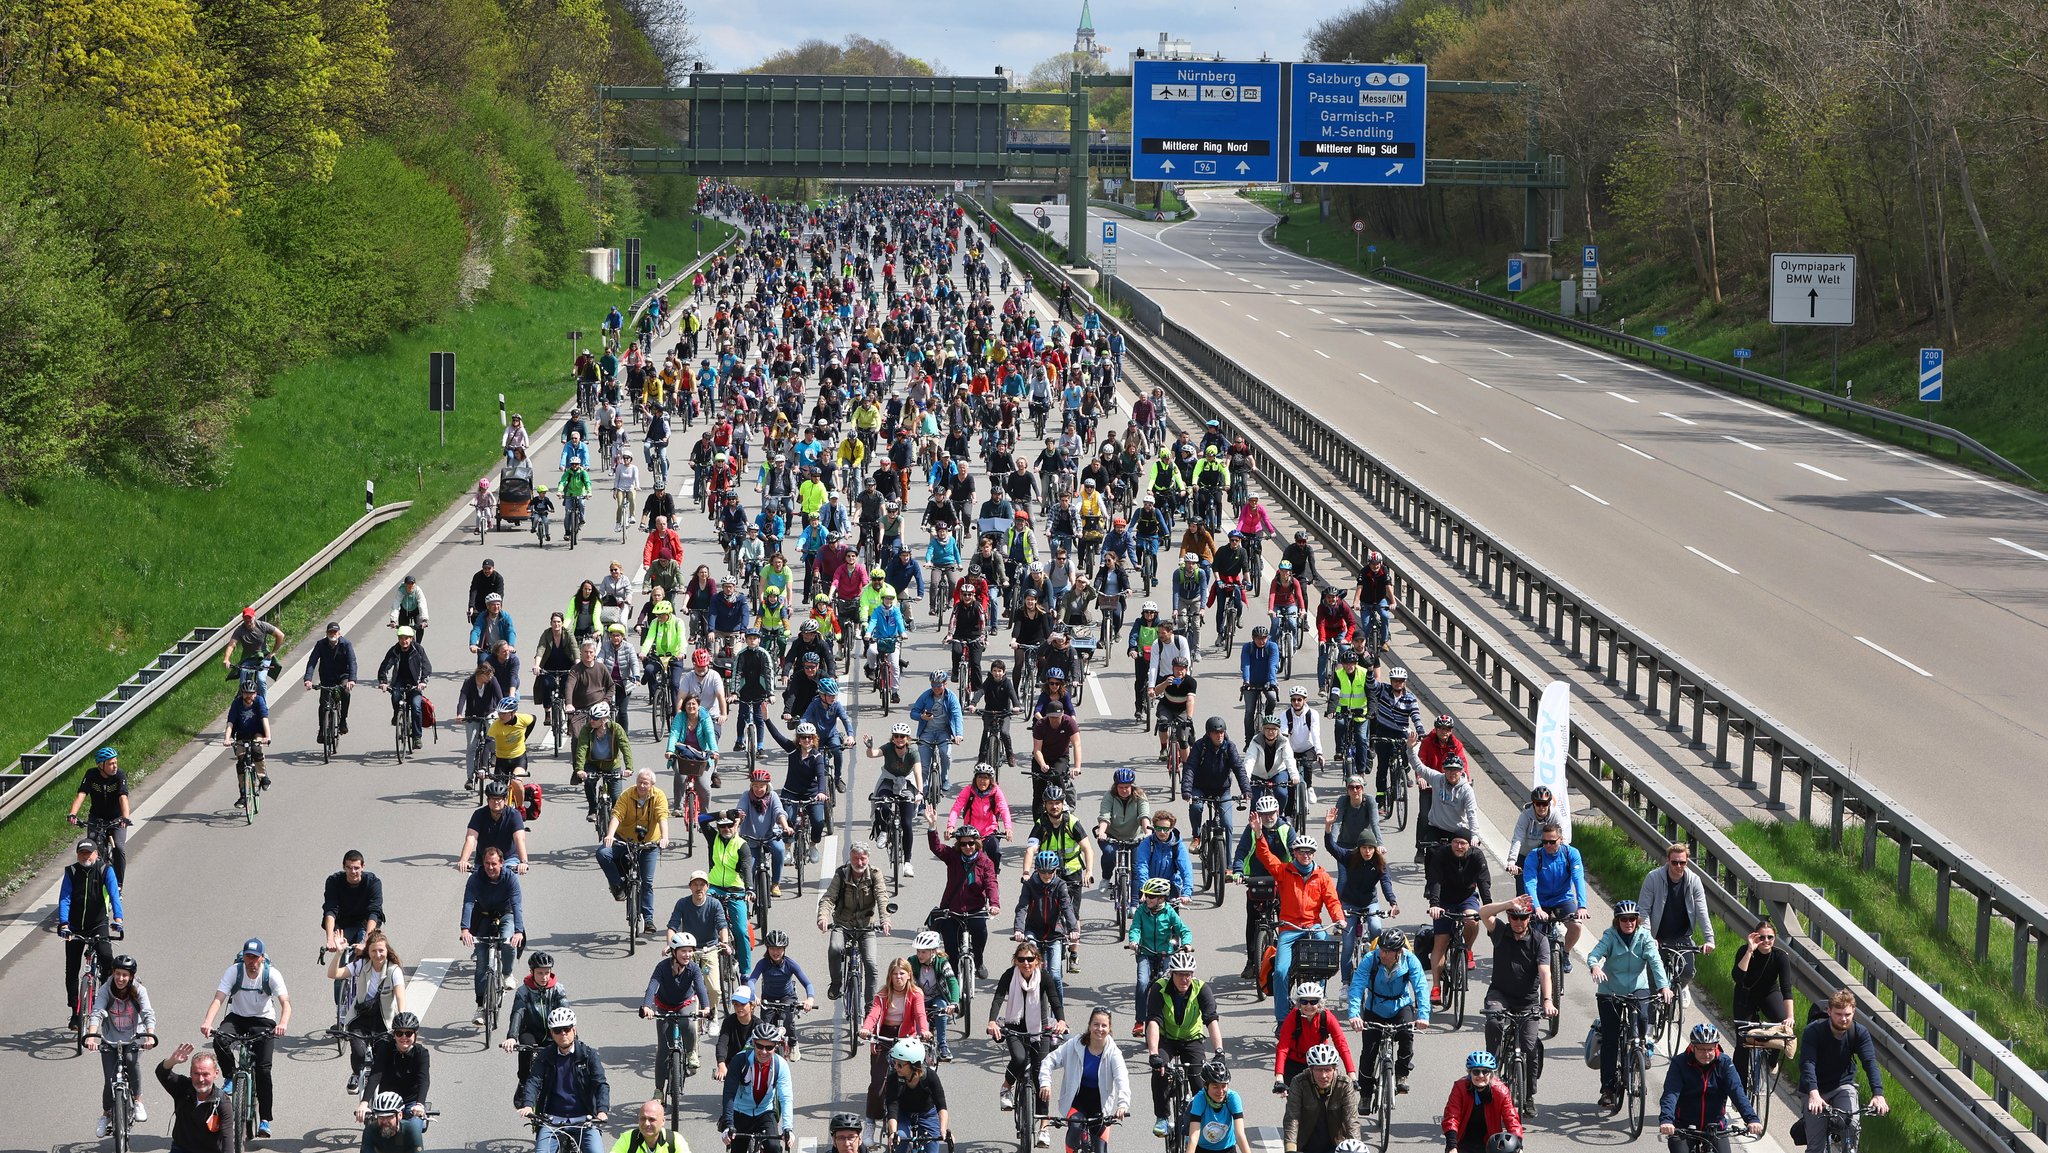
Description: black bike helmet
764,929,791,949
1200,1058,1232,1085
830,1113,864,1135
1204,716,1228,734
110,955,138,975
1488,1136,1522,1153
390,1011,421,1032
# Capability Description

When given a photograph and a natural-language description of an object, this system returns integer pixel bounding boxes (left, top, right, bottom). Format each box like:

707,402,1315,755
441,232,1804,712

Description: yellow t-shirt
488,713,534,760
613,788,669,844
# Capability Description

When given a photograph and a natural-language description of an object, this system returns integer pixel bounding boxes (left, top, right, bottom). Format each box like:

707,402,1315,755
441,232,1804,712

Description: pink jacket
1236,503,1276,537
950,784,1013,836
861,985,929,1038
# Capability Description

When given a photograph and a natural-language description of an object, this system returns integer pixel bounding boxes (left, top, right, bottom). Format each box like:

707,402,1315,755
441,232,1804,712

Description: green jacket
572,721,634,775
640,616,684,659
561,468,594,499
1126,901,1193,955
909,951,960,1004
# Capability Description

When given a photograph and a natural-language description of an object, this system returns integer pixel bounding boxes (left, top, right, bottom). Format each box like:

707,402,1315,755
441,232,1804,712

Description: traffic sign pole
1352,219,1364,264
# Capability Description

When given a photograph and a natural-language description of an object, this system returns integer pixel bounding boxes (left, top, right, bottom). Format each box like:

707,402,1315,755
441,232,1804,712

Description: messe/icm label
1287,63,1428,186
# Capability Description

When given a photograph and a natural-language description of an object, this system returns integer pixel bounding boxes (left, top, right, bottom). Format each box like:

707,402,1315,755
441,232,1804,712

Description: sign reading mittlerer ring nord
1770,252,1857,326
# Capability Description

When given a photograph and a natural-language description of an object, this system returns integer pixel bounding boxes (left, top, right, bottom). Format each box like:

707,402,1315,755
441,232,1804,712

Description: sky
693,0,1338,78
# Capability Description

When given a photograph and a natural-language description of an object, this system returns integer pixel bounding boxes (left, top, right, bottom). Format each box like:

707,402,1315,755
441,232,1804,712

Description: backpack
515,781,543,822
228,959,279,1001
420,696,437,728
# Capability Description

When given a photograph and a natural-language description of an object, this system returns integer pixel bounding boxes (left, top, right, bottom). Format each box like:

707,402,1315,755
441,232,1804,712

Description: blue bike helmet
1113,768,1137,786
817,677,840,694
94,746,119,763
1034,850,1060,871
1466,1051,1498,1072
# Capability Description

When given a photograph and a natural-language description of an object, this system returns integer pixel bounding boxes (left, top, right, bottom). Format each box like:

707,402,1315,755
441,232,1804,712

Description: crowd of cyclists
47,183,1888,1153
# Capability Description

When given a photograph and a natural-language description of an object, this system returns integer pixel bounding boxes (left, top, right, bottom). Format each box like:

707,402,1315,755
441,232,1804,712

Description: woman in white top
326,928,407,1084
1041,1006,1131,1151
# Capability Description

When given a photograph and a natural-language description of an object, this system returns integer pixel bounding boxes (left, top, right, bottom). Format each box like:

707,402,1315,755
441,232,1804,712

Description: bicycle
317,941,360,1055
836,923,884,1058
1596,989,1660,1139
669,753,708,855
1162,714,1194,803
1056,1115,1119,1153
1172,601,1204,653
871,636,899,716
616,828,648,954
1159,1054,1195,1153
1369,734,1410,832
1439,912,1483,1029
926,907,985,1041
216,1027,263,1149
475,926,514,1035
474,497,491,542
977,710,1015,779
1540,914,1570,1038
1240,878,1278,999
1215,591,1241,653
1102,838,1138,938
1655,942,1702,1052
317,684,347,763
743,834,779,932
614,488,635,541
66,925,123,1054
1733,1020,1790,1130
1274,615,1298,681
544,677,568,759
589,769,623,836
466,720,497,800
888,1120,955,1153
648,657,676,741
529,1113,601,1153
95,1032,156,1153
1488,1006,1545,1117
387,687,421,764
1355,1019,1407,1150
1012,642,1041,704
650,1009,702,1128
231,738,266,823
871,790,912,890
1000,1023,1052,1153
1815,1102,1884,1153
565,495,586,549
1239,682,1276,749
533,505,552,548
1195,800,1229,907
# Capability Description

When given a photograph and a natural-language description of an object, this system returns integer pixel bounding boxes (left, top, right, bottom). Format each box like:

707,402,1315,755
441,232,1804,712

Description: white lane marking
1399,315,1416,322
1308,307,1324,315
1857,636,1932,677
1730,398,1771,414
1413,402,1438,415
1244,314,1260,321
1532,407,1564,421
1275,330,1291,338
1252,284,1266,290
1176,277,1186,283
1993,537,2048,563
1359,373,1380,385
1086,672,1111,718
1796,462,1848,482
1686,546,1741,575
1725,490,1775,514
1488,347,1515,358
1886,497,1944,518
1331,317,1346,325
1558,373,1588,383
1869,554,1936,583
1416,355,1439,364
1468,377,1494,390
1383,340,1404,349
1315,350,1331,359
1571,485,1610,506
1441,330,1462,339
1660,412,1698,426
1288,299,1303,305
407,959,453,1022
1607,391,1639,404
1481,437,1512,454
1617,442,1656,460
1724,436,1766,451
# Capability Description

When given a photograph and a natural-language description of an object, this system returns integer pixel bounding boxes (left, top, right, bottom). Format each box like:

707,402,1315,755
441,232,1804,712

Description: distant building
1074,0,1109,65
1133,32,1220,66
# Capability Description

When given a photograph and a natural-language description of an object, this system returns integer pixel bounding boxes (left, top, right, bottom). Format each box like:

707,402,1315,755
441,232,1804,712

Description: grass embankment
1572,817,2037,1153
0,213,735,893
1240,189,2048,483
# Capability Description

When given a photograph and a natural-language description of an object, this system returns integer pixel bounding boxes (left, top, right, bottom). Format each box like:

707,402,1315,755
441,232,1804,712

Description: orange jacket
1252,835,1343,931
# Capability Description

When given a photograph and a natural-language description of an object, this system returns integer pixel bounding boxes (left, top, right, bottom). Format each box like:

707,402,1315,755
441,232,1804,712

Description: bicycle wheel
843,953,862,1059
626,872,641,955
110,1086,132,1153
1750,1047,1779,1130
74,963,96,1053
1206,838,1225,907
1507,1049,1530,1116
793,821,810,894
241,759,258,825
752,863,774,933
1014,1065,1037,1153
1627,1041,1647,1139
1663,987,1687,1053
1376,1050,1395,1150
394,706,410,764
666,1045,687,1125
1113,866,1130,937
484,956,504,1035
1390,772,1409,833
1448,950,1468,1030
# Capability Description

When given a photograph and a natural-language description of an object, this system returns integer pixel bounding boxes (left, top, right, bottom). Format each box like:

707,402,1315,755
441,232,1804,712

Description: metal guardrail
957,193,2048,1152
625,228,738,331
0,501,416,823
1370,265,2036,484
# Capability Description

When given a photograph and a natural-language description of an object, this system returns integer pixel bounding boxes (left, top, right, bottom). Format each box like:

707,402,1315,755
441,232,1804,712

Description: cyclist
221,605,287,703
375,626,432,752
908,932,961,1064
1589,900,1673,1113
389,573,430,644
1659,1024,1762,1153
1422,828,1490,1003
799,676,855,785
460,846,527,1025
1212,530,1251,600
986,939,1067,1113
880,1037,950,1153
517,1008,611,1153
573,702,635,822
327,928,408,1091
866,588,909,699
1326,649,1371,793
1268,562,1308,648
1249,836,1343,1023
1126,876,1194,1034
926,821,1001,981
612,1100,685,1153
1144,950,1222,1137
1246,713,1299,822
1329,838,1397,986
1473,894,1555,1113
946,763,1014,865
862,725,924,865
1520,821,1590,969
471,591,518,655
1798,988,1889,1149
639,600,686,707
1322,767,1381,892
303,620,358,738
640,931,711,1094
698,811,757,974
1135,812,1195,903
1355,552,1393,649
58,835,123,1031
467,559,505,625
356,1011,430,1123
496,953,568,1096
1502,784,1559,875
1013,850,1081,988
562,457,594,534
1282,1048,1360,1153
69,746,133,884
1729,919,1797,1096
1440,1052,1522,1153
1637,842,1716,999
83,953,155,1136
819,842,890,1003
1274,984,1353,1091
909,671,966,795
1183,716,1248,853
1185,1059,1248,1153
1092,768,1151,902
534,613,579,720
1313,590,1360,693
1364,664,1422,819
222,677,272,804
458,779,531,875
1417,753,1482,872
722,1021,796,1148
1023,787,1095,970
1170,554,1209,635
1042,1011,1133,1153
598,768,668,936
486,695,538,785
749,929,817,1052
200,938,293,1139
1028,696,1082,817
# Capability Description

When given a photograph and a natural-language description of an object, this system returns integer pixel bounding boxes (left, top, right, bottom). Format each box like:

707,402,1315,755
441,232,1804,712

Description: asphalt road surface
0,246,1787,1153
1025,190,2048,897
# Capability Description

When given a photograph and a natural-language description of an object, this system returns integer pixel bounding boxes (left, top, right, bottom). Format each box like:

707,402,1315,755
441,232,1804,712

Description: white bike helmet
1292,980,1325,1004
1304,1043,1341,1068
546,1007,577,1030
914,931,945,951
668,931,698,951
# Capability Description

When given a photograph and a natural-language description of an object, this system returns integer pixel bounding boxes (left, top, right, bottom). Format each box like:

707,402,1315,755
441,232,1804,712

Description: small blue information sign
1733,348,1754,360
1919,348,1944,402
1102,221,1117,245
1506,258,1524,293
1653,325,1669,338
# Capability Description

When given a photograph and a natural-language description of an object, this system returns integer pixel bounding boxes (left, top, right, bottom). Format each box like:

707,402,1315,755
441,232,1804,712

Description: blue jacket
909,689,964,741
1659,1050,1758,1129
925,536,961,568
723,1050,795,1132
1239,640,1280,686
867,605,908,644
800,697,854,748
884,557,924,598
1590,925,1669,995
709,594,751,634
1345,947,1430,1023
1520,844,1588,908
469,611,517,649
1135,831,1195,898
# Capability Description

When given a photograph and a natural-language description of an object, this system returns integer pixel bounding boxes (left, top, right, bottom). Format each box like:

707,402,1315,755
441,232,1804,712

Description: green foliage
0,201,117,491
749,35,939,77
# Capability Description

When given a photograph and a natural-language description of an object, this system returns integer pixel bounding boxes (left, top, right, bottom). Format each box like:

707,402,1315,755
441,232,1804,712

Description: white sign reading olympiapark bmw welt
1769,252,1857,326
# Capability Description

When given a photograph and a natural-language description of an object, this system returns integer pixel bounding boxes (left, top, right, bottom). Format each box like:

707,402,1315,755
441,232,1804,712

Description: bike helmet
110,955,138,975
588,702,611,720
1141,878,1172,897
795,722,819,737
1253,795,1279,814
1261,714,1281,729
1529,785,1553,804
751,1022,785,1045
1366,550,1384,567
1690,1023,1722,1047
1045,667,1067,683
1304,1043,1341,1068
1200,1059,1232,1085
668,931,698,951
1251,625,1268,639
764,929,791,949
652,601,673,616
1336,1143,1370,1153
484,779,509,799
1204,716,1228,734
1167,950,1198,973
390,1012,420,1032
498,696,520,713
529,952,555,969
817,677,840,694
830,1114,865,1135
1113,767,1137,786
1487,1137,1522,1153
1034,850,1060,871
889,1037,928,1065
1613,900,1642,919
1227,529,1243,539
1141,601,1159,613
891,722,912,736
972,763,995,779
1287,686,1308,699
547,1007,577,1030
800,620,819,633
94,746,119,763
1292,980,1324,1003
1465,1050,1498,1072
1377,929,1408,952
1042,785,1067,804
371,1092,404,1116
1277,560,1293,571
914,931,945,951
748,768,773,783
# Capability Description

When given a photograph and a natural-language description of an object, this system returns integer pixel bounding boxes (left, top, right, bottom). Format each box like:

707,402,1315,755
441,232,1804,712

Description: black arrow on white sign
1808,288,1819,318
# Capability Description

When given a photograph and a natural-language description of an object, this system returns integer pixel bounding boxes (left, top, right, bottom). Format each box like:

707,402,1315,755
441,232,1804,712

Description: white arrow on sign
1385,162,1405,175
1235,161,1250,174
1159,160,1175,174
1309,161,1329,176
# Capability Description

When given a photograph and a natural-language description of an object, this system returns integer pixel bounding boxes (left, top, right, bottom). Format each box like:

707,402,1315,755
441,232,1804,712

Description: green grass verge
1239,190,2048,484
1571,818,1968,1153
0,211,735,894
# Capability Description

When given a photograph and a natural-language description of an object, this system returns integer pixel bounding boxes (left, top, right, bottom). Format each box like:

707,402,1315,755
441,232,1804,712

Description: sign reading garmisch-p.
1131,60,1282,183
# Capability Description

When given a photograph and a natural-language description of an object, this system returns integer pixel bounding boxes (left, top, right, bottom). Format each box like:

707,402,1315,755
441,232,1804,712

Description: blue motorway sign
1288,63,1427,186
1506,258,1523,293
1919,348,1944,402
1653,325,1669,338
1102,221,1117,245
1733,348,1754,360
1131,60,1282,183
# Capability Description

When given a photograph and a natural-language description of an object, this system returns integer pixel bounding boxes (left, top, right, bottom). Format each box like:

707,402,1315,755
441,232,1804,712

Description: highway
1025,189,2048,897
0,224,1788,1153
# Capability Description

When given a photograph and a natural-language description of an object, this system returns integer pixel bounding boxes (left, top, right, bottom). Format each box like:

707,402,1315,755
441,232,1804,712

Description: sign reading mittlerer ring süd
1769,252,1856,326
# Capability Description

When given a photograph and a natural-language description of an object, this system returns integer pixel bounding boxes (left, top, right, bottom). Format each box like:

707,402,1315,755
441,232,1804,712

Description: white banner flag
1533,681,1573,841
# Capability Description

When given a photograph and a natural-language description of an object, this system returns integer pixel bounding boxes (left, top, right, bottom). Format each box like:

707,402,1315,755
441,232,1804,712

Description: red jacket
1417,732,1467,773
1273,1007,1355,1075
1440,1078,1522,1143
643,529,683,566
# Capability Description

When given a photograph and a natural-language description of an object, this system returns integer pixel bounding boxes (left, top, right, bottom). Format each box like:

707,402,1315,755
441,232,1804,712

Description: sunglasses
1016,956,1040,964
392,1030,418,1038
1755,935,1776,942
551,1026,575,1034
1542,839,1560,847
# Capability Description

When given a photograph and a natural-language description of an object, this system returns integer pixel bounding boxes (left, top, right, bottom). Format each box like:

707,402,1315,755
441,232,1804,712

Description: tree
749,35,939,77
